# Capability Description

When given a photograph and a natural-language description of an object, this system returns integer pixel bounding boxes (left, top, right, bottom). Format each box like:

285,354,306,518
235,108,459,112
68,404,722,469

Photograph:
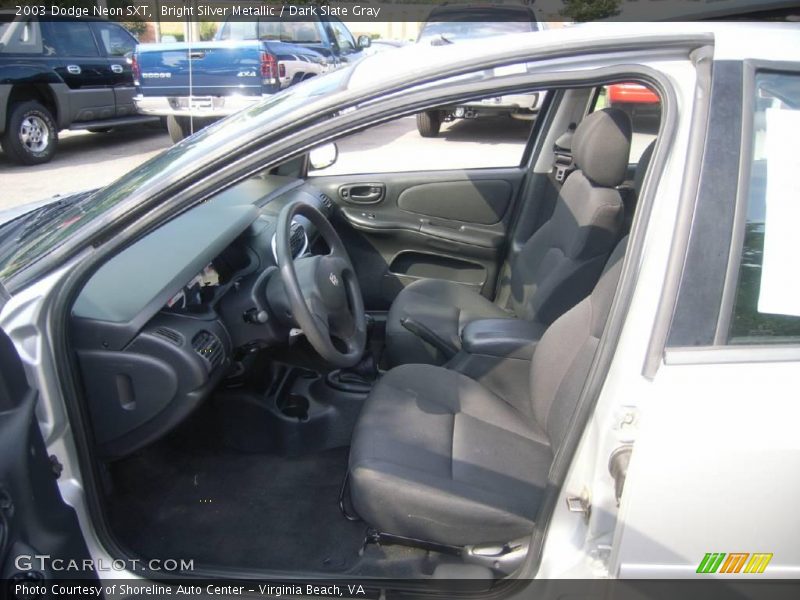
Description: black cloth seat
385,107,632,367
348,364,553,545
349,237,628,546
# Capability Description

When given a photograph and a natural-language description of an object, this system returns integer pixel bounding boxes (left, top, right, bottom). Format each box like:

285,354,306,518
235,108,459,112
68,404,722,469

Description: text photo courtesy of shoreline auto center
1,0,800,599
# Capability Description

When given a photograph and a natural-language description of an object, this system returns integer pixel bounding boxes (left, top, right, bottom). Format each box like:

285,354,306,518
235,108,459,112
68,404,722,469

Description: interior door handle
351,190,381,201
339,183,385,204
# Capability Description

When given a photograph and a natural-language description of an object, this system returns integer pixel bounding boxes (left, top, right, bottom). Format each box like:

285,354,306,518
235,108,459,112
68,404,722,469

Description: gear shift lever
326,314,379,393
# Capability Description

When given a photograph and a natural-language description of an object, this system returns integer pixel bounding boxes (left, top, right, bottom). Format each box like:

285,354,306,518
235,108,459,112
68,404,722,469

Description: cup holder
278,393,309,421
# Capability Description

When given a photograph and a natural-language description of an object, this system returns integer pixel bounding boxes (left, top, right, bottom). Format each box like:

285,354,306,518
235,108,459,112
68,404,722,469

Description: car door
41,18,116,123
90,21,138,118
613,63,800,578
308,103,545,310
0,325,96,582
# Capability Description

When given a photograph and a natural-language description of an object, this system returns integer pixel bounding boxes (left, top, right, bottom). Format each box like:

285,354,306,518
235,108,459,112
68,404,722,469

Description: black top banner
2,0,800,23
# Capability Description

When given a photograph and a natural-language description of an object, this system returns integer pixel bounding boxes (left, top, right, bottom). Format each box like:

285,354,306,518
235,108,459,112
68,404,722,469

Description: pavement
0,126,172,211
1,115,656,211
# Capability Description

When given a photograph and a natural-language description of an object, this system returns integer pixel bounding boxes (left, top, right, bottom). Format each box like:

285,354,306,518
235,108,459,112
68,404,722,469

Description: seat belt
551,122,577,184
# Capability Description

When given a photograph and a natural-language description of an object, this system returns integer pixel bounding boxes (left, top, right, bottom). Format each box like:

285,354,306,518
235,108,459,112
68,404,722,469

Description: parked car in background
414,2,542,136
607,82,662,121
134,16,371,142
0,13,158,165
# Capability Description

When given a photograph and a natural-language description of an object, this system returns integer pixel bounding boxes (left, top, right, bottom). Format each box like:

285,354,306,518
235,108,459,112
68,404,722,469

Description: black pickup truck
0,14,159,165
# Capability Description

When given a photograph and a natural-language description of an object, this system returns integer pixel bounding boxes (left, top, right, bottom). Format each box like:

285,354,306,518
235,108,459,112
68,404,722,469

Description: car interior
66,81,661,580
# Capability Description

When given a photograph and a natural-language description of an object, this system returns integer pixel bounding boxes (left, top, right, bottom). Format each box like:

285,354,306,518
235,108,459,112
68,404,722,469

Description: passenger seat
384,108,632,367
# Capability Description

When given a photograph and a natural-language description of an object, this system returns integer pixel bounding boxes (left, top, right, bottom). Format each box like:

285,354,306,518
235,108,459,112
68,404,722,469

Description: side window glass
309,90,543,177
258,20,323,43
328,20,355,52
52,20,99,57
0,18,43,55
94,23,136,57
728,71,800,343
594,83,661,162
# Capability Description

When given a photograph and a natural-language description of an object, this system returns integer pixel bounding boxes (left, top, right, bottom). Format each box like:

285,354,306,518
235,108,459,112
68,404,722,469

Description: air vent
154,327,183,345
273,220,308,262
319,193,334,212
191,330,224,371
289,221,307,257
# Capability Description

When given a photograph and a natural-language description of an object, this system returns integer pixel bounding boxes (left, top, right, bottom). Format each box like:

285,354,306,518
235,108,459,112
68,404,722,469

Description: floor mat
108,443,368,573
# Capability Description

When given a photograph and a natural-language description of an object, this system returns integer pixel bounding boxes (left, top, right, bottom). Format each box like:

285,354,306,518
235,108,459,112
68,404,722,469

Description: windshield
419,20,535,42
0,68,350,286
218,19,323,44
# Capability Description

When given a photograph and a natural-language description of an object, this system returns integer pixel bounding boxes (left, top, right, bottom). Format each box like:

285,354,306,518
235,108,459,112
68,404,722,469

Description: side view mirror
308,143,338,171
357,35,372,49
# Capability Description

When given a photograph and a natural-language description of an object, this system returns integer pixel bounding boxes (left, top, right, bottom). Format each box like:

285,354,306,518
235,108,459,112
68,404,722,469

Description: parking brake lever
400,317,458,360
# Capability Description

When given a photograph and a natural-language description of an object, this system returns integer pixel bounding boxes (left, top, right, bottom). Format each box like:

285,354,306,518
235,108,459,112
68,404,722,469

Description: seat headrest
573,107,632,188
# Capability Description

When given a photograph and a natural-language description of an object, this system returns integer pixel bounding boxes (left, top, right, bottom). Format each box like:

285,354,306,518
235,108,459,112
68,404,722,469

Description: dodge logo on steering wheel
329,273,339,287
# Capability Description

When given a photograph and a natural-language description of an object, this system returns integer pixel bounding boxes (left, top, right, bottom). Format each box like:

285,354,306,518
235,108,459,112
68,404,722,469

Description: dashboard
70,174,336,458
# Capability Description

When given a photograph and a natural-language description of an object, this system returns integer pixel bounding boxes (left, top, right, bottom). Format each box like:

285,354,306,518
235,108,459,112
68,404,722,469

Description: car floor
106,401,439,577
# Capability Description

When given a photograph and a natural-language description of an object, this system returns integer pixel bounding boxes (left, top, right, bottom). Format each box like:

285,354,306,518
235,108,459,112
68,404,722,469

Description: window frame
717,61,800,347
663,59,800,366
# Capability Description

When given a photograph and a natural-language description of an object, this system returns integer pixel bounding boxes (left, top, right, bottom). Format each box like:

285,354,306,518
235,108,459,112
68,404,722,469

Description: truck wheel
416,111,441,138
1,101,58,165
166,115,191,144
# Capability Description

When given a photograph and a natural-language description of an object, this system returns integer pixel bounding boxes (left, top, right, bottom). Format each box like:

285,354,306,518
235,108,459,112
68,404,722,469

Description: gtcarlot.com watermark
14,554,194,572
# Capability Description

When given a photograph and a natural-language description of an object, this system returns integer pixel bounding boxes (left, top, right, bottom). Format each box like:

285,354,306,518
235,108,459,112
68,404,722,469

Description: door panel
397,179,512,225
312,167,526,310
0,329,95,582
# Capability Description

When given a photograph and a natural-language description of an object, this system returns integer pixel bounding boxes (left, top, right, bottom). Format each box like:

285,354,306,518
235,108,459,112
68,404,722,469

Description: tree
560,0,622,22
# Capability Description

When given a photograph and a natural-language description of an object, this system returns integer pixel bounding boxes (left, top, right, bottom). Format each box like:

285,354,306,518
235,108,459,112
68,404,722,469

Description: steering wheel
272,201,367,368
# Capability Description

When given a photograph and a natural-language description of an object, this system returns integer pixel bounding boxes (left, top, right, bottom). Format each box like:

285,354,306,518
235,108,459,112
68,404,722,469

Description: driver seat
348,236,628,546
384,107,631,367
